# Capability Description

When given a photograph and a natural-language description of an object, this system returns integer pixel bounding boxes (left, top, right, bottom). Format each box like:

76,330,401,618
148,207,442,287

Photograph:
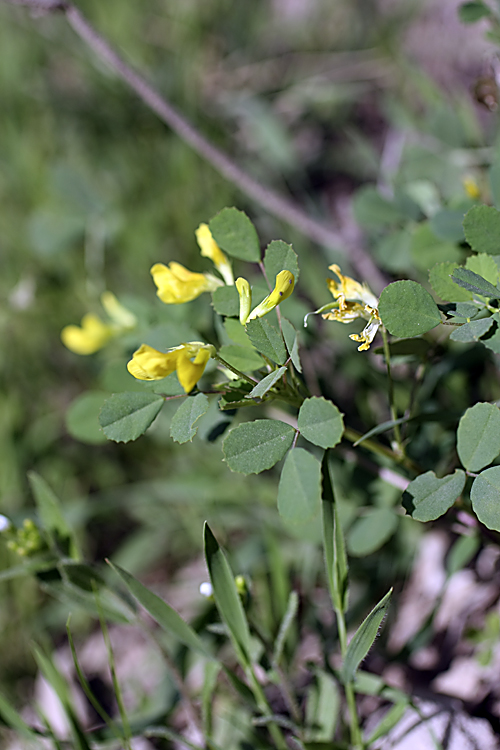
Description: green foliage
471,467,500,531
342,589,392,683
218,344,263,371
402,470,466,522
222,419,296,474
170,393,210,443
429,261,473,302
347,509,398,557
463,205,500,253
298,397,344,449
109,562,213,658
204,523,252,666
99,392,165,442
65,391,108,445
378,280,441,337
264,240,300,283
247,366,287,399
459,2,492,23
209,207,261,262
457,402,500,471
451,267,500,298
277,448,322,523
212,285,240,316
246,318,287,364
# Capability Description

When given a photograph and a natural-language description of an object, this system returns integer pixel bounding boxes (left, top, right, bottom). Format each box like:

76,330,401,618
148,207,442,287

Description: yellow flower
127,341,215,393
61,293,136,355
305,265,381,351
151,225,234,305
151,261,223,304
463,175,481,200
236,270,295,324
195,223,234,286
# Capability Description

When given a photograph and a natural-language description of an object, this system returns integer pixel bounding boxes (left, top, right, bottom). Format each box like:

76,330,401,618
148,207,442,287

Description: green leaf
451,267,500,298
108,562,213,659
489,163,500,209
99,392,164,442
410,222,461,271
264,240,300,283
33,645,91,750
212,285,240,317
209,207,261,262
218,344,264,372
321,454,348,613
429,262,473,302
247,366,287,399
65,391,107,444
222,419,295,474
342,589,392,683
367,700,409,744
281,317,302,372
272,590,299,666
459,1,492,22
0,691,40,739
204,523,252,665
298,397,344,449
170,393,209,444
245,318,287,365
402,470,466,521
457,402,500,471
471,467,500,531
224,317,253,346
378,280,442,337
353,186,404,228
278,448,322,524
28,472,77,558
347,509,398,557
446,534,480,577
466,253,499,285
429,209,465,242
450,317,493,342
483,327,500,353
463,205,500,254
305,671,340,742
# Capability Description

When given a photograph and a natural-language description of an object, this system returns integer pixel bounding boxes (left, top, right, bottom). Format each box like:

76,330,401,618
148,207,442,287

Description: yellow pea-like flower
246,270,295,321
61,313,115,355
151,262,223,304
306,265,381,351
61,292,137,355
127,341,215,393
195,223,234,286
236,277,252,324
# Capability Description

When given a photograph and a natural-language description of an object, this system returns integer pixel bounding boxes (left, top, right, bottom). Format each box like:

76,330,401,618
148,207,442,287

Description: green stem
247,666,288,750
381,327,404,458
334,606,363,749
214,354,258,385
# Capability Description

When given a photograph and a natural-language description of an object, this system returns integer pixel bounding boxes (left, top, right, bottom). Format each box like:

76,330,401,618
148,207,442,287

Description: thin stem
2,0,387,291
247,665,288,750
214,354,258,384
334,607,363,749
381,327,404,457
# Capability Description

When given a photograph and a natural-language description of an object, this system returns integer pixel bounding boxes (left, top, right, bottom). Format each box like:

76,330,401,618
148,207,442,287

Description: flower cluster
306,264,381,351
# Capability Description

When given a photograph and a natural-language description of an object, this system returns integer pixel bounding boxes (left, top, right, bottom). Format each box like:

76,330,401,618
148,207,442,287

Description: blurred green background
1,0,498,721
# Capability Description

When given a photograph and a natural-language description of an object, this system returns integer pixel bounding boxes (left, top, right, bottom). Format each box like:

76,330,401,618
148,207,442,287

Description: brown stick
3,0,387,291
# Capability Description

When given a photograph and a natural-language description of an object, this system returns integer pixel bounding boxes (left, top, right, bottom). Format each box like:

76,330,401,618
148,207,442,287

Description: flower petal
247,270,295,320
236,277,252,324
176,346,211,393
195,224,234,285
101,292,137,328
127,344,180,380
61,314,113,355
151,262,222,304
349,315,382,351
